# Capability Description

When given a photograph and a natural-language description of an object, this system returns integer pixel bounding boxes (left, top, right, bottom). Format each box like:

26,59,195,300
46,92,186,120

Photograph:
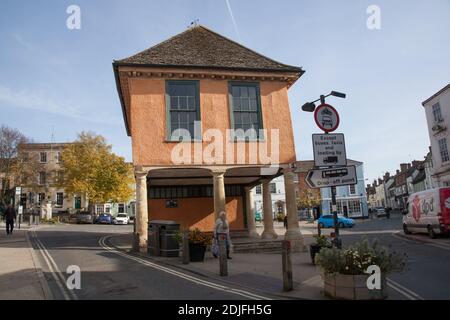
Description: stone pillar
283,168,305,252
244,186,259,238
135,169,149,253
261,179,277,239
212,170,226,220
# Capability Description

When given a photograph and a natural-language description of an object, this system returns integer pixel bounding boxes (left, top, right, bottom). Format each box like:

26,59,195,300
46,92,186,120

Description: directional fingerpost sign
305,165,357,189
312,133,347,167
314,104,339,133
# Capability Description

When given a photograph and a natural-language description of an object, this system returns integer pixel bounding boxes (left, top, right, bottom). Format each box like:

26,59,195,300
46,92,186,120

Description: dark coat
4,207,16,221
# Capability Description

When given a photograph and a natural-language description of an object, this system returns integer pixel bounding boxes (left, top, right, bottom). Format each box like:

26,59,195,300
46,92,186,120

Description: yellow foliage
60,132,134,205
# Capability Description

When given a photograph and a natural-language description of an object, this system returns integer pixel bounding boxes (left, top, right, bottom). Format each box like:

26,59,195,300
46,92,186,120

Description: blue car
95,213,113,224
318,214,355,228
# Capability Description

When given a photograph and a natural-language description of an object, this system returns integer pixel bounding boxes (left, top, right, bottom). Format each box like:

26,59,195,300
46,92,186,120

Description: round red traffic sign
314,103,340,133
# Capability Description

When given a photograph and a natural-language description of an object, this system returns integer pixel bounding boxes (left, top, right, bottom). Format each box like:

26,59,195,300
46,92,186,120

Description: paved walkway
109,232,326,299
0,224,49,300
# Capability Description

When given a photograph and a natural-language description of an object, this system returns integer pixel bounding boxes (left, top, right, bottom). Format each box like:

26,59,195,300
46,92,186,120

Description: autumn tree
296,189,321,210
0,125,36,208
60,132,134,212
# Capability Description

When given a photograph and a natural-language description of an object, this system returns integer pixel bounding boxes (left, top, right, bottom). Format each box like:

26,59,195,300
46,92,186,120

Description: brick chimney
400,163,409,172
412,160,423,168
396,169,400,175
378,178,383,185
383,172,390,181
373,180,378,187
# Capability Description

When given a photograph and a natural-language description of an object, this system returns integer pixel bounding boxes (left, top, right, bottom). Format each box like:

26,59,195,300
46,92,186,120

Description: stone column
134,169,149,253
212,170,226,220
244,186,259,238
283,168,305,252
261,179,277,239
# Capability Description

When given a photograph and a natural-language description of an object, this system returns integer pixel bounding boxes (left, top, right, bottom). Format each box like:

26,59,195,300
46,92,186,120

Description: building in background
18,143,136,218
422,83,450,186
252,175,285,219
18,143,86,216
321,160,368,218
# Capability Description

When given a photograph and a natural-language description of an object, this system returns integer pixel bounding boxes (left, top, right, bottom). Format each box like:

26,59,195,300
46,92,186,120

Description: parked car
254,211,262,222
114,213,129,225
95,213,113,224
76,211,95,224
318,214,355,228
403,187,450,238
375,207,390,218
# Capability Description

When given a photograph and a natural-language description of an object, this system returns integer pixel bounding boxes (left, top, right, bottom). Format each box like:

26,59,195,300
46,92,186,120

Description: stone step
230,230,250,239
232,240,283,253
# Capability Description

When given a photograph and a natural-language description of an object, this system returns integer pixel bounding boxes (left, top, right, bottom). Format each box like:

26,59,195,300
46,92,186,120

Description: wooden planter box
322,273,387,300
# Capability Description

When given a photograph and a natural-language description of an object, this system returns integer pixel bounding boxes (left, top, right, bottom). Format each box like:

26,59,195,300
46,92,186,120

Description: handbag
211,238,220,257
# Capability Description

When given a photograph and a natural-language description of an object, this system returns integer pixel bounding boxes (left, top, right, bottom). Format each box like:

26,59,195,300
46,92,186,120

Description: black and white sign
305,165,357,189
15,187,21,195
312,133,347,167
314,104,340,133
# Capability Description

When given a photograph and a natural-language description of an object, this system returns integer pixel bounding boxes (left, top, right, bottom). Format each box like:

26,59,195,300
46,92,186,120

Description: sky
0,0,449,185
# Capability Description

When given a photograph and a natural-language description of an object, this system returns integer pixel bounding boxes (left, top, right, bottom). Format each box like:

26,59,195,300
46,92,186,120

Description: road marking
99,235,271,300
393,232,450,251
387,278,424,300
31,231,78,300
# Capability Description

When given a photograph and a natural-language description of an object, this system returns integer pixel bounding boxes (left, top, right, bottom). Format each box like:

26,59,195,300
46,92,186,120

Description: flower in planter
314,237,408,275
173,228,213,246
313,234,332,248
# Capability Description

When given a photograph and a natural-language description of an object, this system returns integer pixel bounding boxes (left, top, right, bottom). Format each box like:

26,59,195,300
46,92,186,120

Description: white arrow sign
305,165,357,189
312,133,347,167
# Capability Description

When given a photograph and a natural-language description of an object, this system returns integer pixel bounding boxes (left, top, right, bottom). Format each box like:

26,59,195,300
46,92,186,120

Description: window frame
165,80,201,142
56,192,64,206
432,102,443,123
438,137,450,163
40,152,47,163
228,81,265,141
349,184,356,195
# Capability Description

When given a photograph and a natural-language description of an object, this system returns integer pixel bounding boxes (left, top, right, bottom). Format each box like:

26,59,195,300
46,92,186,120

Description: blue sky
0,0,449,184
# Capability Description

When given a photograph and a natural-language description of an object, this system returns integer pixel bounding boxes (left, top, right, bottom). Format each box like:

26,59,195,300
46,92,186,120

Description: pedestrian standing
5,204,16,235
214,211,232,259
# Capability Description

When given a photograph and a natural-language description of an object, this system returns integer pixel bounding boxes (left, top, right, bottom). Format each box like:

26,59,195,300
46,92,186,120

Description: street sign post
305,165,357,189
312,133,347,167
314,104,340,133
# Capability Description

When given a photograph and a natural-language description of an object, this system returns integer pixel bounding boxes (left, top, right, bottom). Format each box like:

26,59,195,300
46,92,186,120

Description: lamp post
301,91,346,248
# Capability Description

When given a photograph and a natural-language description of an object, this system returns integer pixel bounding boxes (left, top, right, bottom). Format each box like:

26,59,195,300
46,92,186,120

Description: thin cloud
0,85,121,125
225,0,242,43
10,33,34,51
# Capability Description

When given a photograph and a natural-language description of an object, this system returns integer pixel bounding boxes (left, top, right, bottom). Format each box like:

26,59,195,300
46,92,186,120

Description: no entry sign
314,104,340,133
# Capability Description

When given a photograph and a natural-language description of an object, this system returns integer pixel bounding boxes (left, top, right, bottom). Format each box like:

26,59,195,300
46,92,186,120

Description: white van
403,187,450,238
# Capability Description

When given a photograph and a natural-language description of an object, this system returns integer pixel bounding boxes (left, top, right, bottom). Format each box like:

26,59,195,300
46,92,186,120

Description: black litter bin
148,220,180,257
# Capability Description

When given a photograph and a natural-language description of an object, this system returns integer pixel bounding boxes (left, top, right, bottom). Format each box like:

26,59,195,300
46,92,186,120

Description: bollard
317,221,322,237
218,233,228,276
282,240,293,291
182,230,190,264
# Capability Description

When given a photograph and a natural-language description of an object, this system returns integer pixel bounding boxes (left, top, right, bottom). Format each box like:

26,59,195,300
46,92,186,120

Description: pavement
110,232,325,300
0,223,50,300
2,215,450,300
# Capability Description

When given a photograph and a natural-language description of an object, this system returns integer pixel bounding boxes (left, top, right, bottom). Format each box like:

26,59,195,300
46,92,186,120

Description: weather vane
188,19,199,28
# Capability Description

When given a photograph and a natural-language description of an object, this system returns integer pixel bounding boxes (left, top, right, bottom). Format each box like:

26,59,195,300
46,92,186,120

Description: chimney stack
383,172,390,181
396,169,400,175
378,178,383,185
400,163,408,172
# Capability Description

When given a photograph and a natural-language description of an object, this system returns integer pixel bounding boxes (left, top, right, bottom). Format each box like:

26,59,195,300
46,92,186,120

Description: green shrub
315,237,407,275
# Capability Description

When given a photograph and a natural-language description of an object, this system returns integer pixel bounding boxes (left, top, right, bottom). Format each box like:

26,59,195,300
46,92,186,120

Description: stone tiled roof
114,25,303,73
